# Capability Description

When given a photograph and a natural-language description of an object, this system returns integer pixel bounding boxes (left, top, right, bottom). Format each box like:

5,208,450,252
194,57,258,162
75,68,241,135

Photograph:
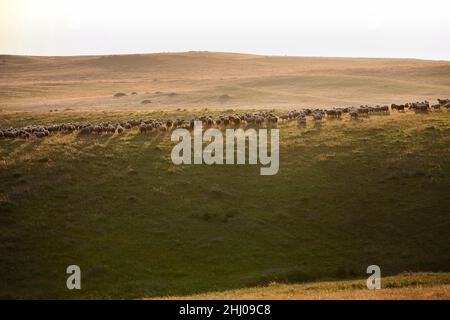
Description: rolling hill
0,52,449,299
1,52,450,112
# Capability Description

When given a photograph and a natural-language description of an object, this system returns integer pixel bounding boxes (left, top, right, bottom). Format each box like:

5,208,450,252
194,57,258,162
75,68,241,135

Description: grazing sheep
312,112,323,121
139,123,148,133
210,117,216,126
2,97,447,140
128,119,141,126
357,107,369,116
109,124,116,133
79,126,92,135
47,125,61,132
349,109,359,119
297,116,306,125
3,130,14,138
63,124,76,132
379,105,389,113
431,104,441,111
92,125,102,134
438,98,450,106
19,131,30,139
267,115,278,123
289,111,301,119
325,109,342,118
409,101,430,112
116,125,125,134
391,104,405,112
304,109,312,116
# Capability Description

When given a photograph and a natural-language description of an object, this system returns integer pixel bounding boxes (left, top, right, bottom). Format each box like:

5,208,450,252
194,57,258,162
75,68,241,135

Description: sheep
357,107,369,116
304,109,312,116
312,112,323,121
116,125,125,134
127,119,141,126
80,125,93,135
47,125,61,132
349,109,359,119
338,107,349,113
267,115,278,123
106,124,116,133
19,131,30,139
229,115,241,125
366,105,389,114
297,116,307,125
431,104,441,111
2,97,447,140
139,123,148,133
391,104,405,112
325,109,342,118
35,131,46,138
409,102,430,112
63,124,76,132
209,117,216,126
438,98,449,106
289,111,301,119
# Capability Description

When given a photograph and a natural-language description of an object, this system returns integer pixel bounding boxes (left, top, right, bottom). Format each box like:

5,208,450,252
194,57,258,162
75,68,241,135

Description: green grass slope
1,111,450,299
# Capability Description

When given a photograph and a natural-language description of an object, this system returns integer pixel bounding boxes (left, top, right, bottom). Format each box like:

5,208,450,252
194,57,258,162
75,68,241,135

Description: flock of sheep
1,99,449,140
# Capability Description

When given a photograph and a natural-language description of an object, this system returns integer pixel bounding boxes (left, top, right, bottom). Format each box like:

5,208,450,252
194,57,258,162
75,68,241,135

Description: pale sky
1,0,449,60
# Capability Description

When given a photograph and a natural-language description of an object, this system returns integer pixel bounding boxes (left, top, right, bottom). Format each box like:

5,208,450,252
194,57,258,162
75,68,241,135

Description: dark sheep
116,125,125,134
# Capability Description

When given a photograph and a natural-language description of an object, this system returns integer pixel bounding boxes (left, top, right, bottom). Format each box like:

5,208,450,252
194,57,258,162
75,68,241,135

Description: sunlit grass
0,110,449,299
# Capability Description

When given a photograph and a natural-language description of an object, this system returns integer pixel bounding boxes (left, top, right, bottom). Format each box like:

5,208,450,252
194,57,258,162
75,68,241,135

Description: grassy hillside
1,110,449,299
154,272,450,300
1,52,450,112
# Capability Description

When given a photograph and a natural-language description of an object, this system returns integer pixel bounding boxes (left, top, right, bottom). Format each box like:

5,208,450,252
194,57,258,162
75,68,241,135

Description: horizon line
0,50,449,62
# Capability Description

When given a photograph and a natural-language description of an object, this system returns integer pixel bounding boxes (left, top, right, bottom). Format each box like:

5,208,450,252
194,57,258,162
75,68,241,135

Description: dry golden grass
153,273,450,300
1,52,449,113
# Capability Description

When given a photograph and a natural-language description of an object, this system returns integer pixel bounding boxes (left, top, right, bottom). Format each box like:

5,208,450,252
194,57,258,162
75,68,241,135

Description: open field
1,107,450,299
1,52,450,112
154,272,450,300
1,52,450,299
